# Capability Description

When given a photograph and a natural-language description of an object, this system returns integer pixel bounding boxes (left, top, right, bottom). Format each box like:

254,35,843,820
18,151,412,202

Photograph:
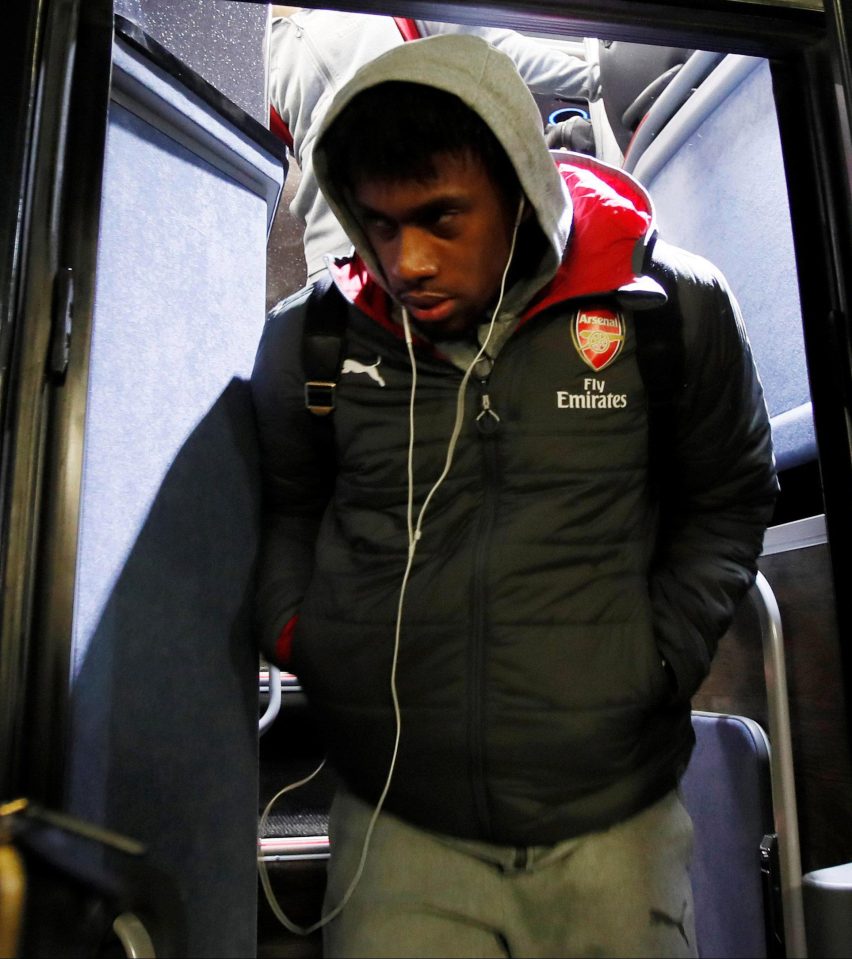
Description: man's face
353,152,520,338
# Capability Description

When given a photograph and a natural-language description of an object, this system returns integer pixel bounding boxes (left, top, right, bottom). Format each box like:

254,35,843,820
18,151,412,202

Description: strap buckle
305,381,336,416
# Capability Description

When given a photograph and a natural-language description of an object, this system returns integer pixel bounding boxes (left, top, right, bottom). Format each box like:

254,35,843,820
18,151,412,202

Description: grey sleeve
417,21,601,100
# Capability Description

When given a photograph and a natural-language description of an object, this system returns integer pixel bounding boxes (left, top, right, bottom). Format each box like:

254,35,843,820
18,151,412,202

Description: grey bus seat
596,41,692,153
681,711,779,958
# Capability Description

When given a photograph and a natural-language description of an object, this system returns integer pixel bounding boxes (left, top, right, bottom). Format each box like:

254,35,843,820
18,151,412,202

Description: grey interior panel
65,35,284,957
634,56,813,471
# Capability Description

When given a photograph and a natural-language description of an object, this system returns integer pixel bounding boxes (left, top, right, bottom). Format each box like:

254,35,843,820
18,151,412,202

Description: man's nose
391,226,439,286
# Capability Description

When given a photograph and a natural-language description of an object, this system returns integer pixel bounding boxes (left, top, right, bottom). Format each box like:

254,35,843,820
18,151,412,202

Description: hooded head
313,34,572,337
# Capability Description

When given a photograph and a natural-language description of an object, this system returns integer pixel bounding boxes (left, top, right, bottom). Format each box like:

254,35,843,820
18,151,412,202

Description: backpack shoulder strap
269,104,294,151
634,249,686,488
302,275,349,416
393,17,422,41
635,256,684,409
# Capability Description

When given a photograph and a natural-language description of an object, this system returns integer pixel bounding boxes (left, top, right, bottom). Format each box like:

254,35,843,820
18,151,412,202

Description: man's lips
399,294,455,323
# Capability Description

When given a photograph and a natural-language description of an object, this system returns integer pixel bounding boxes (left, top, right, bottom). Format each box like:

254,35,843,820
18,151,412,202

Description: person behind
268,6,601,280
252,33,777,958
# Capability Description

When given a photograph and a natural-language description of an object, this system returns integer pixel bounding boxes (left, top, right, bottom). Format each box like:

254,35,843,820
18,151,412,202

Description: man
252,34,777,958
268,6,600,280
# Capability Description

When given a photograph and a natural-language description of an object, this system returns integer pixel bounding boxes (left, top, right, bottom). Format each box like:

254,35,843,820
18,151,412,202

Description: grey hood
313,33,573,306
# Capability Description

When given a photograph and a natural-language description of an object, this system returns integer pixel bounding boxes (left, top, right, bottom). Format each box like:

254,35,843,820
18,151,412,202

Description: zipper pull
476,392,501,435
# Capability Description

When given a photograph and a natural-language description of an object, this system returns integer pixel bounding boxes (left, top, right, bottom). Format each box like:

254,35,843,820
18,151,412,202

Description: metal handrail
259,664,282,736
622,49,725,173
752,571,808,958
112,913,156,958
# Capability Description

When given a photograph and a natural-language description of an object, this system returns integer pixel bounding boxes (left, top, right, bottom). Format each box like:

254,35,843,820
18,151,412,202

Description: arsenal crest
571,307,626,372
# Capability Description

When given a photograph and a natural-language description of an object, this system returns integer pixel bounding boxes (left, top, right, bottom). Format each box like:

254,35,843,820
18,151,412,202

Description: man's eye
365,217,396,239
431,210,459,234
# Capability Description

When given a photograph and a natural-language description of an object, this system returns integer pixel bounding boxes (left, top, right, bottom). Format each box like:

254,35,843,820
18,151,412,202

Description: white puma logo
341,356,386,387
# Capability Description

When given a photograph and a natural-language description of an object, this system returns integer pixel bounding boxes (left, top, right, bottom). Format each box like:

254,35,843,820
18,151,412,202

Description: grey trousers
322,788,698,958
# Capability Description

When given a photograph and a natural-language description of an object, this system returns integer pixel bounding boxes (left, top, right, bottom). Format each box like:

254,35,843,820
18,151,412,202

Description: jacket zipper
469,361,501,837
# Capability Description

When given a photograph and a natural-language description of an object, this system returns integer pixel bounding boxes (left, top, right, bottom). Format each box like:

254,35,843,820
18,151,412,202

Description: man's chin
415,314,477,341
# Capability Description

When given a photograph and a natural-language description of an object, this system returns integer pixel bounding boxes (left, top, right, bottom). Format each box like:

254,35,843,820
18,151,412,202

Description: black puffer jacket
252,36,777,845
